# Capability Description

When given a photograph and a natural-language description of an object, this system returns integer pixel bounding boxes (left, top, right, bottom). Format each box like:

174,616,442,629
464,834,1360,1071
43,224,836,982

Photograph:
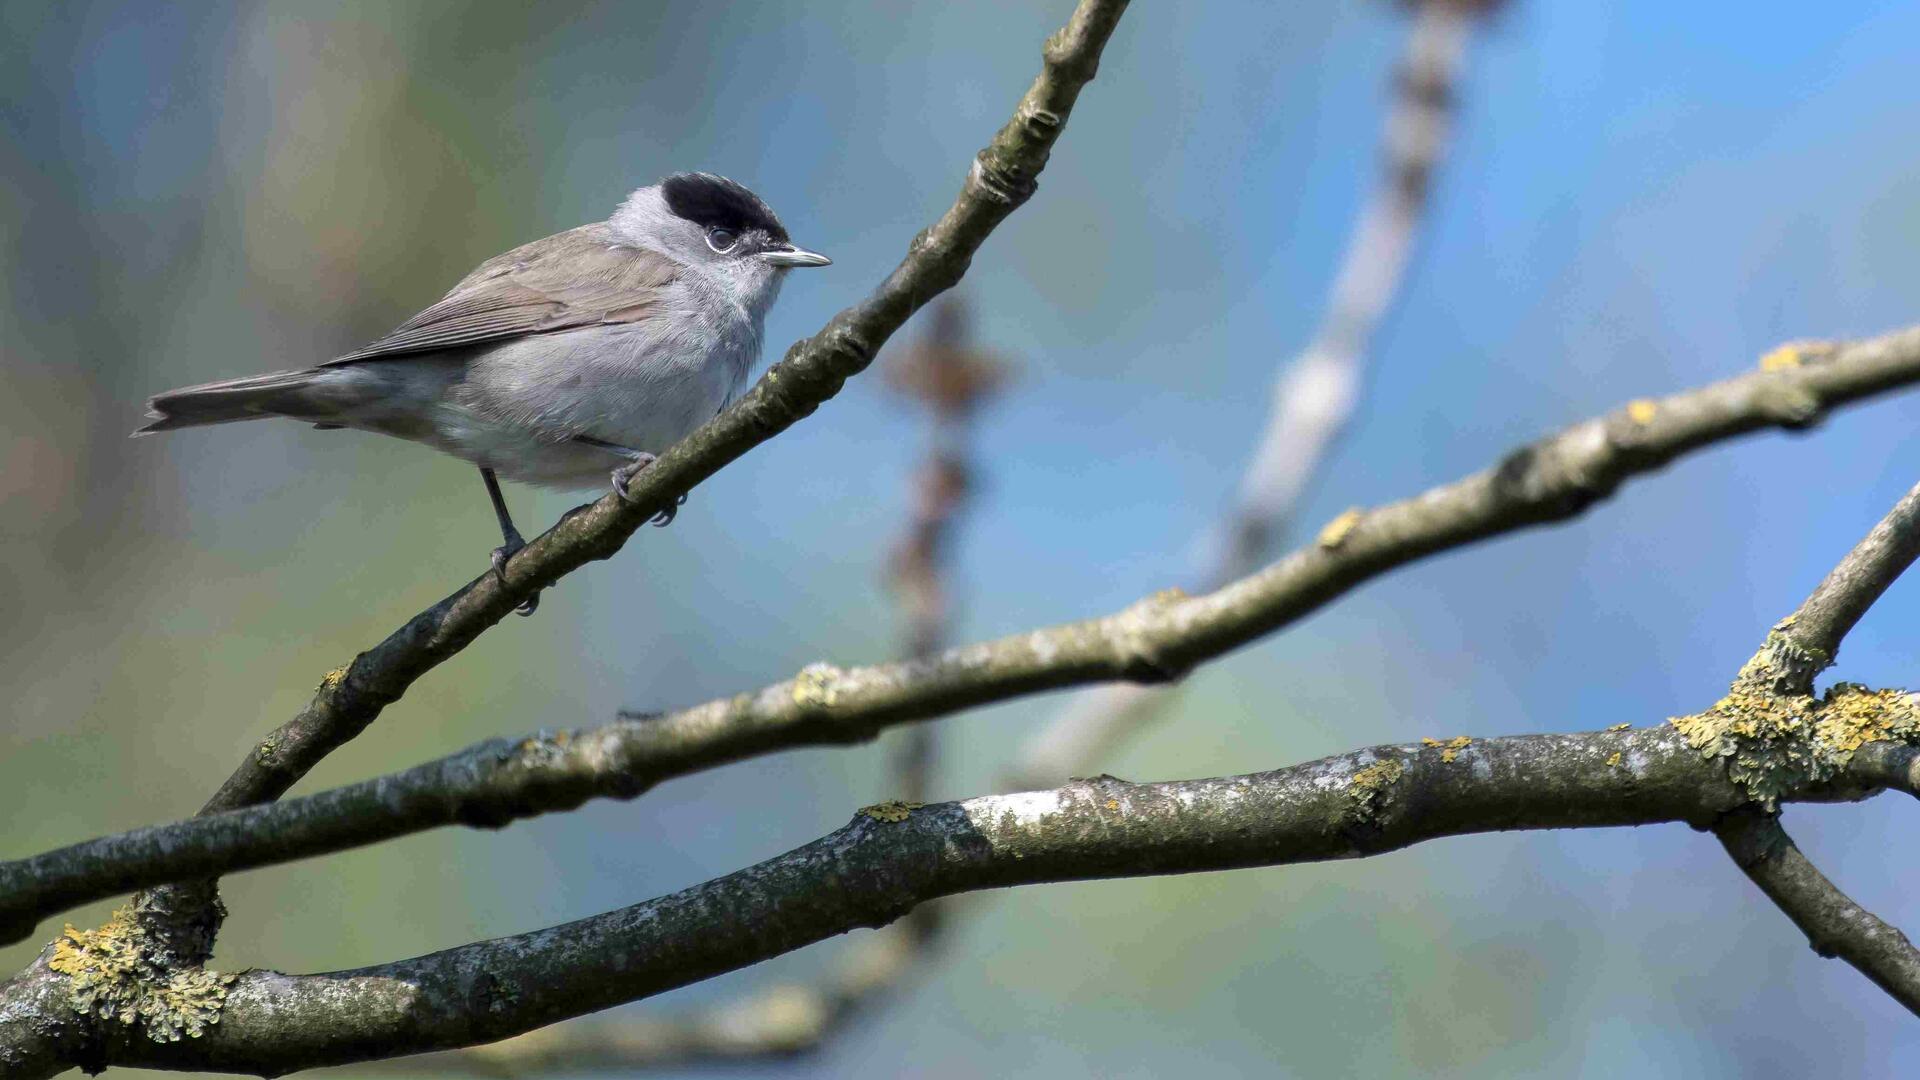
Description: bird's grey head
610,174,829,305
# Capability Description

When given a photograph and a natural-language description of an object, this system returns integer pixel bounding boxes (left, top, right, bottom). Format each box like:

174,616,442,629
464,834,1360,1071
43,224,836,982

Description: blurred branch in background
882,298,1007,802
388,300,1009,1075
1013,0,1500,787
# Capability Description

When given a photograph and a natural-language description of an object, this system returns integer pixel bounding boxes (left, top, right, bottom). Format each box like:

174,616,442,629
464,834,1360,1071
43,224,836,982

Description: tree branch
1769,478,1920,691
9,326,1920,944
57,725,1820,1075
1677,477,1920,1016
1714,807,1920,1014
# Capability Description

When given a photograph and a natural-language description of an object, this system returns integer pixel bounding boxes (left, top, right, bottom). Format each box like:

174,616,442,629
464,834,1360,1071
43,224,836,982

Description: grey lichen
47,905,238,1042
1670,642,1920,808
792,663,846,710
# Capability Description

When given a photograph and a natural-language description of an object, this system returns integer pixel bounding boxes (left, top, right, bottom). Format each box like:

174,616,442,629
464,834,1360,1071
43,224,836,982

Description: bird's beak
758,243,832,268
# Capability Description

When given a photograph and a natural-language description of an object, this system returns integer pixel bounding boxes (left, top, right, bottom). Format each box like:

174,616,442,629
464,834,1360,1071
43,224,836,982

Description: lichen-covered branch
1016,0,1489,787
1668,478,1920,806
1662,477,1920,1013
9,326,1920,946
1714,808,1920,1014
44,724,1887,1076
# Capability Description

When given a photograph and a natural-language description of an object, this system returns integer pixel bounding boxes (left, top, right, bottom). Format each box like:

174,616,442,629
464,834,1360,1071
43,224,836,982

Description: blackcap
136,173,831,613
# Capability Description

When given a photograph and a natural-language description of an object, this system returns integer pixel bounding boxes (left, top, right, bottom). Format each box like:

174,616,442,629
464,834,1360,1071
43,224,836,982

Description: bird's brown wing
324,223,682,364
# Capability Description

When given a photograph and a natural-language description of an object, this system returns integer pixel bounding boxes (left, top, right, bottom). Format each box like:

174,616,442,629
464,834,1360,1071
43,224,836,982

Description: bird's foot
490,532,539,617
609,453,686,525
650,493,690,528
609,453,660,502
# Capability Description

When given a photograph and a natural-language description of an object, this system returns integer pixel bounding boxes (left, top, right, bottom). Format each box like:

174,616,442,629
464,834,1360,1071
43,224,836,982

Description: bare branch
9,325,1920,943
1768,478,1920,691
1843,740,1920,800
69,726,1788,1075
1714,808,1920,1015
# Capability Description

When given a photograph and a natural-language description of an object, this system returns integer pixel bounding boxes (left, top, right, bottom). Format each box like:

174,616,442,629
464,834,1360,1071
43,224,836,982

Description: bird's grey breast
457,272,760,453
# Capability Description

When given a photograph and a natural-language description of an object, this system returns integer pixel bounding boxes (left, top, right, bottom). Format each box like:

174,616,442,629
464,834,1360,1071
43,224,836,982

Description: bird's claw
650,493,689,528
610,454,685,526
610,453,660,503
490,534,539,617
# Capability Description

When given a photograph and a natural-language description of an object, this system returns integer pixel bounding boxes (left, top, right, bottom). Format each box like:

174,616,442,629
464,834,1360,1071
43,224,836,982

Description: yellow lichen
1345,759,1404,823
1317,508,1364,550
1420,737,1440,747
1670,645,1920,807
1606,722,1631,732
1104,798,1120,811
48,907,237,1042
858,800,923,823
1814,684,1920,760
1605,752,1623,768
1625,399,1658,425
1757,340,1835,373
319,667,347,692
792,663,845,709
1439,736,1472,763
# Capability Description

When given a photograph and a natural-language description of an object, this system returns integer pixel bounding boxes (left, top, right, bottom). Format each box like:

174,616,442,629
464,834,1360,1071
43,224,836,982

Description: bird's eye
706,227,739,253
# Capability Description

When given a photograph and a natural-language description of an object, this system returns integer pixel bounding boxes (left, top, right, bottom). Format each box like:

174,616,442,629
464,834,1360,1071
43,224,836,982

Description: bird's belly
437,324,750,489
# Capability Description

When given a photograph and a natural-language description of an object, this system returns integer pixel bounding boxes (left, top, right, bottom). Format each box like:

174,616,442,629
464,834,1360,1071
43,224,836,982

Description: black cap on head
660,173,789,244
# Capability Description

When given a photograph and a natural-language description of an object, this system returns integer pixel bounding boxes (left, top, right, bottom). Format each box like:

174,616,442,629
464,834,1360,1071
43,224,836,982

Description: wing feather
325,223,681,364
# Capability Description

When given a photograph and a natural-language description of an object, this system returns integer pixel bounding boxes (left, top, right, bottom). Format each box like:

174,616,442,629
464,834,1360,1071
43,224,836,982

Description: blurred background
5,0,1920,1075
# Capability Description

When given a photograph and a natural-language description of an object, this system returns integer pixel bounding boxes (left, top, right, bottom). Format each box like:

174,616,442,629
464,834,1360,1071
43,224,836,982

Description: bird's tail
132,368,328,436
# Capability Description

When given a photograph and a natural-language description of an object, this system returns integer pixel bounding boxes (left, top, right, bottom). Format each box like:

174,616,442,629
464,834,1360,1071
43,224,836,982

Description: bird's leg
576,436,686,527
480,466,538,616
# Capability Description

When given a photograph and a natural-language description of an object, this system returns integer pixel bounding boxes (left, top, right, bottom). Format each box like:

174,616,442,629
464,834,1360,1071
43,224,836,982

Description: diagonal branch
1767,478,1920,692
193,0,1131,821
36,725,1815,1076
1714,808,1920,1014
9,326,1920,942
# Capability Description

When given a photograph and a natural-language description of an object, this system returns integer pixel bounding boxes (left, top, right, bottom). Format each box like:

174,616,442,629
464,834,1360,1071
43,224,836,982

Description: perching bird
136,173,831,614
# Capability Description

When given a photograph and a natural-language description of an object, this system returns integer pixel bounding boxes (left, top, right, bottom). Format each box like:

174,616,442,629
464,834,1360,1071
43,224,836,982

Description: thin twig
1714,808,1920,1015
1769,479,1920,691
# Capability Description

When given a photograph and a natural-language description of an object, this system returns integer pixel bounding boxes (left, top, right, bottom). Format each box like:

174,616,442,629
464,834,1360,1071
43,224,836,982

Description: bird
136,173,831,614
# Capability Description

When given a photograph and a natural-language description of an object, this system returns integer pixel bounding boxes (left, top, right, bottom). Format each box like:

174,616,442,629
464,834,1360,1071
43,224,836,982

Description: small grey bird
137,173,830,614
